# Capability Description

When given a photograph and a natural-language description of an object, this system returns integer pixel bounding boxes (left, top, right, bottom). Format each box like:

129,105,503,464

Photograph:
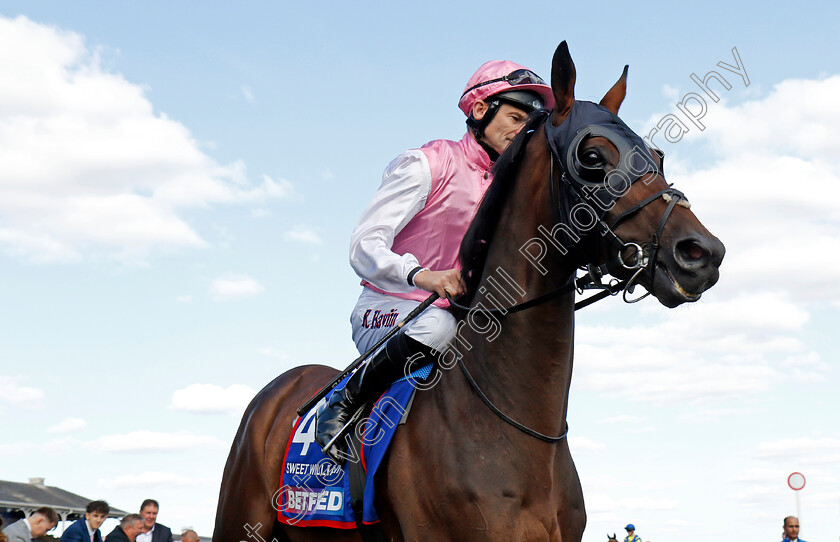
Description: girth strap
348,416,387,542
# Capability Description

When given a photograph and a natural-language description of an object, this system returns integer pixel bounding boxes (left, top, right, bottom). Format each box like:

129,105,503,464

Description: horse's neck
460,135,578,433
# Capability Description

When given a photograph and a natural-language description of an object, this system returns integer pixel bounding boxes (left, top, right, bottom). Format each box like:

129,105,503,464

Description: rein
457,356,569,443
447,268,626,315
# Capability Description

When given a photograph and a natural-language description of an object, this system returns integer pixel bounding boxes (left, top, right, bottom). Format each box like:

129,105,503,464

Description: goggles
461,69,547,97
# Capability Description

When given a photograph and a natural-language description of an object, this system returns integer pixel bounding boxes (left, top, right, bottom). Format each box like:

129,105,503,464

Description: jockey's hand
413,268,465,300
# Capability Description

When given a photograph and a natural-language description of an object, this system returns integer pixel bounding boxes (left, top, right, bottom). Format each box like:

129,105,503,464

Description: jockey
315,60,555,461
624,524,642,542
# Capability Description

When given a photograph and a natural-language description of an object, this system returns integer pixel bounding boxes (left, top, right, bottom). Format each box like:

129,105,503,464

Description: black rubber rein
457,357,569,443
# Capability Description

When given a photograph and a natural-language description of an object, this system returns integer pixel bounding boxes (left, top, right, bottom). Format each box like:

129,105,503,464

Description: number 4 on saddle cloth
277,364,434,530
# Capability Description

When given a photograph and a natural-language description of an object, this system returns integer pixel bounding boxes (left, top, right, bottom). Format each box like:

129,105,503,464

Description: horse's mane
458,110,549,304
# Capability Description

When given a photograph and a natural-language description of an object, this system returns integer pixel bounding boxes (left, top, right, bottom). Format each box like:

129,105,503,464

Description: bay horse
213,41,724,542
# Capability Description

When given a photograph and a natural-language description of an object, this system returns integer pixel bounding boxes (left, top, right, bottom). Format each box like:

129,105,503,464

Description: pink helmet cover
458,60,555,116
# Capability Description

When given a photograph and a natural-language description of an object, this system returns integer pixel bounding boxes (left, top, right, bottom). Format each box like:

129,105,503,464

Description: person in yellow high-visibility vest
624,524,642,542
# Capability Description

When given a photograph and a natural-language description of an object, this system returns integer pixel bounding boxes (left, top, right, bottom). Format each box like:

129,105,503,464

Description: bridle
451,106,690,443
552,140,689,306
449,108,690,316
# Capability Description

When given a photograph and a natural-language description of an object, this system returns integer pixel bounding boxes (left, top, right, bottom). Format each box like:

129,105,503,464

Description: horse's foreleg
556,442,586,542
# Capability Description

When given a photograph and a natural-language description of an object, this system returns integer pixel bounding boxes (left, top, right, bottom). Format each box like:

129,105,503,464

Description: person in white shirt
135,500,172,542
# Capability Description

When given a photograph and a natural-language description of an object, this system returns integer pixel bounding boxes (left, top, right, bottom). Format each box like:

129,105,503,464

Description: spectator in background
623,524,642,542
179,531,199,542
105,515,144,542
782,516,806,542
136,500,172,542
2,507,59,542
60,501,109,542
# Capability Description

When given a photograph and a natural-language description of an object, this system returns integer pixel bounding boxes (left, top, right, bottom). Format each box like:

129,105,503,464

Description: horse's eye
580,149,603,167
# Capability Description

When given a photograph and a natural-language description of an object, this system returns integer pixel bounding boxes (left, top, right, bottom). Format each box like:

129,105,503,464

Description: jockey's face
473,101,530,155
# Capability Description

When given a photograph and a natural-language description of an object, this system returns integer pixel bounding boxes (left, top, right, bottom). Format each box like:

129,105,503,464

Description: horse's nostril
676,239,709,267
685,242,704,260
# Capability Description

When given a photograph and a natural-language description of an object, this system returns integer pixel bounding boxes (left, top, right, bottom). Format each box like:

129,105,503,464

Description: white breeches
350,288,457,354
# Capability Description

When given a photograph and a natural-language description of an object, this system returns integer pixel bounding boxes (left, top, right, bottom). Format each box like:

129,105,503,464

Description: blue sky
1,2,839,541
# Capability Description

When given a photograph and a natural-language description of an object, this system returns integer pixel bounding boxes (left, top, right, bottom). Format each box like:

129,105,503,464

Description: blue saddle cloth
277,365,431,529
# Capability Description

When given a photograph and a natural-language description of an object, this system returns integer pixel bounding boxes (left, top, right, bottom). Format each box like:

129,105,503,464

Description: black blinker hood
545,101,660,217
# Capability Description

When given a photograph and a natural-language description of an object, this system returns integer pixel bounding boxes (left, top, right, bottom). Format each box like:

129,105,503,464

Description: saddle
277,365,432,532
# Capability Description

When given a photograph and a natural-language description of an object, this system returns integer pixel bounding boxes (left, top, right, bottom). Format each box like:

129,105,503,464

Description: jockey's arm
349,150,432,293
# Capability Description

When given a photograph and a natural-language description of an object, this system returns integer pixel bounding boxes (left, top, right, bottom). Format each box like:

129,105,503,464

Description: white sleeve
349,149,432,293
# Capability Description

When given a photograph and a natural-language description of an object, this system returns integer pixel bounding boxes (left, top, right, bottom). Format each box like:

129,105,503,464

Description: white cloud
241,85,255,103
662,84,680,100
599,414,642,425
617,496,680,511
46,417,87,434
44,437,82,454
701,75,840,161
569,436,606,453
735,467,800,485
284,224,322,245
258,347,289,360
573,291,826,405
210,274,265,301
754,437,840,465
0,16,293,263
0,376,45,407
585,493,680,513
0,442,34,456
98,471,207,489
90,430,224,453
170,383,256,414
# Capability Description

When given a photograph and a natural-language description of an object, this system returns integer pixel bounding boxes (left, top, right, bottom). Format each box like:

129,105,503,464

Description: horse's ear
599,65,628,114
550,41,576,124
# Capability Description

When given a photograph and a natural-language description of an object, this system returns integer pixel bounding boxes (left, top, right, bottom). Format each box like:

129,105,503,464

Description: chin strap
476,136,499,162
466,124,499,162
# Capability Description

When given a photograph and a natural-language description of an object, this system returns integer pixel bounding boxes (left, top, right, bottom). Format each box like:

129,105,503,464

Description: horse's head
608,534,618,542
547,42,724,307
